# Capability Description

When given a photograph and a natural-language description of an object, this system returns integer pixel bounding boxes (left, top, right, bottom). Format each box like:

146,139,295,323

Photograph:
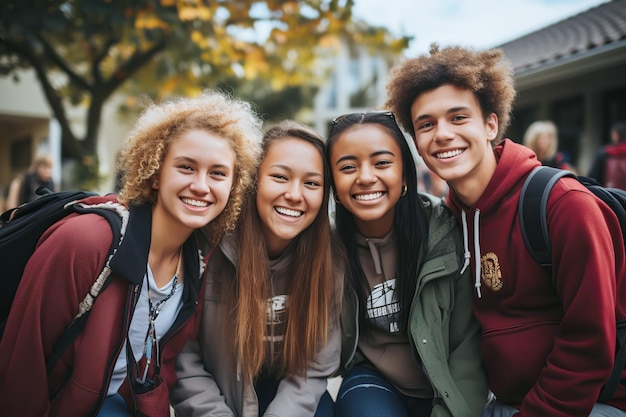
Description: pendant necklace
138,248,182,384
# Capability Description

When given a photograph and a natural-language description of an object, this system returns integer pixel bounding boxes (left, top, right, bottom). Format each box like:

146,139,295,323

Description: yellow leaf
135,14,167,30
179,6,212,21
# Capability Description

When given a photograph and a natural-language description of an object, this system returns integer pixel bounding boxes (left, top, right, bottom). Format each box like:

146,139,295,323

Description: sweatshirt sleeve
0,213,113,417
264,318,341,417
171,339,235,417
518,185,621,416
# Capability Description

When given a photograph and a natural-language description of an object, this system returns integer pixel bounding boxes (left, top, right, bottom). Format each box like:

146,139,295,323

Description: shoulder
418,192,457,229
41,212,115,255
547,176,608,220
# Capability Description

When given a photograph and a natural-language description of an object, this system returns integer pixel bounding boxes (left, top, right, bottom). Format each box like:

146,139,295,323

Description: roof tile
498,0,626,71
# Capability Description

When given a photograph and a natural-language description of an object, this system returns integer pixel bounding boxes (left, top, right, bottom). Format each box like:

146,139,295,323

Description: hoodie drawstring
366,239,383,275
473,209,482,298
460,209,482,298
460,211,471,275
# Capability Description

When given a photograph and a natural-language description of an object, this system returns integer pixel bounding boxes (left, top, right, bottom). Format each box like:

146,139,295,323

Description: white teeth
354,192,383,201
182,198,208,207
275,207,303,217
436,149,464,159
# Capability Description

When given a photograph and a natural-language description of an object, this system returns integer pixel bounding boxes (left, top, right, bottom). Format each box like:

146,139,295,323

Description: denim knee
335,365,407,417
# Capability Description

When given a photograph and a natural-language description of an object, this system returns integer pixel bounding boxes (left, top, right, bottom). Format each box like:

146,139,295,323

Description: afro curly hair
385,44,516,143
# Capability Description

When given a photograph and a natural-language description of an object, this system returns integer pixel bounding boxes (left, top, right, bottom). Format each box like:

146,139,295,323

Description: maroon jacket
446,140,626,416
0,195,207,417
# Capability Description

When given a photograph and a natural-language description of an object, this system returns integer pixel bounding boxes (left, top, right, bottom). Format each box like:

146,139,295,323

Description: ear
152,179,159,189
486,113,499,141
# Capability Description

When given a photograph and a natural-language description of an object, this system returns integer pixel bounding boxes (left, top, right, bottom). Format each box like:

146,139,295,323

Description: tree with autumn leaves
0,0,409,187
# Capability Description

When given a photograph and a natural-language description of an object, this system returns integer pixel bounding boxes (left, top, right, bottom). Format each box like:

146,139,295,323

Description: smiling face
153,129,236,236
256,137,325,258
410,84,498,206
330,124,404,238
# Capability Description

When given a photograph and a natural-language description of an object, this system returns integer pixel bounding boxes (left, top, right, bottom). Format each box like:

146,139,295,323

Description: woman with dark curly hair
0,90,264,417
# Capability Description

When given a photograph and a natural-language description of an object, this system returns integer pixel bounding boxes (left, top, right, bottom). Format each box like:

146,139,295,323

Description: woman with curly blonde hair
0,90,264,417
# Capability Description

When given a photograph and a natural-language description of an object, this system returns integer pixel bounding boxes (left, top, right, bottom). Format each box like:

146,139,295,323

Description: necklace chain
138,248,183,384
147,248,182,322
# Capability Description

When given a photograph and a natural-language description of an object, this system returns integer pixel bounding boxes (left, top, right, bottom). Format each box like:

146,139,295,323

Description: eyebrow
414,106,472,123
173,156,232,171
334,150,395,165
270,163,323,178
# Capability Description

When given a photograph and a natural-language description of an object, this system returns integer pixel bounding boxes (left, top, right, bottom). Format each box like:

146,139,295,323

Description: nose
189,174,211,194
284,182,303,201
434,121,455,142
356,165,376,185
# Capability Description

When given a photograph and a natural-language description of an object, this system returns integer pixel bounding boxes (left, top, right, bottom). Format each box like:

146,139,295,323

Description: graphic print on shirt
265,294,288,343
366,278,400,333
481,252,503,291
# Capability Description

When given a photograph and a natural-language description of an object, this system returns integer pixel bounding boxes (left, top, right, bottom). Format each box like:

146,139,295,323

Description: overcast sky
353,0,610,56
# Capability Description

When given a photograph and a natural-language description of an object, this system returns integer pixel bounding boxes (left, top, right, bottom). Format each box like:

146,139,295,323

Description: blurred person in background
588,122,626,189
6,154,56,210
523,120,576,172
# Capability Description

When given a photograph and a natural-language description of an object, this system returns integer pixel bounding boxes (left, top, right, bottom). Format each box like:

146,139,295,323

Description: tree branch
0,38,83,159
34,32,91,91
91,36,119,85
81,41,167,154
101,40,167,99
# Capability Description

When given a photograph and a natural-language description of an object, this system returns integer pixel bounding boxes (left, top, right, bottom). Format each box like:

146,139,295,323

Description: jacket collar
109,203,152,285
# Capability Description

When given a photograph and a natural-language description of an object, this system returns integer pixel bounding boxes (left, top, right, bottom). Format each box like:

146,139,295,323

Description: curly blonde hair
385,44,517,143
117,90,264,243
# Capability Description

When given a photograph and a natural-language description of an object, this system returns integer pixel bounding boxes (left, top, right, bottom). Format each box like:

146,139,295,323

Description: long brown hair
223,120,338,382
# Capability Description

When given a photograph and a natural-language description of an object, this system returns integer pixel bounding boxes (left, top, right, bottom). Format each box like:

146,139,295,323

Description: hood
446,139,541,298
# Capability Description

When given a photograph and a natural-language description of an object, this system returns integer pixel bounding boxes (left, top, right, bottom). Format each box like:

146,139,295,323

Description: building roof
498,0,626,73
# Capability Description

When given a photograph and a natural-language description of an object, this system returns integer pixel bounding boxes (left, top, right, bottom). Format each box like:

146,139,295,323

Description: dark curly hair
385,44,516,143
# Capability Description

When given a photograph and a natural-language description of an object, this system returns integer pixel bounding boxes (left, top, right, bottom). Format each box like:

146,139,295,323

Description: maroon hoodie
446,139,626,416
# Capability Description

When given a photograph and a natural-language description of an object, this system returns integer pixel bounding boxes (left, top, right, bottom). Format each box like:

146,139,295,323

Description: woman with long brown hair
172,120,343,416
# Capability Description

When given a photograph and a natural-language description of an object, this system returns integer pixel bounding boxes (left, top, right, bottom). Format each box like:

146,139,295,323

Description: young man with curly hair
385,44,626,417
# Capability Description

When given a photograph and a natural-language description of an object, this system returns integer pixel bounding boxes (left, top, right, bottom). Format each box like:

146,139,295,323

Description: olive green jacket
339,194,488,417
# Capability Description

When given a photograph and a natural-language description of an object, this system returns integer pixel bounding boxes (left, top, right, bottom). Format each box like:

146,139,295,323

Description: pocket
118,374,171,417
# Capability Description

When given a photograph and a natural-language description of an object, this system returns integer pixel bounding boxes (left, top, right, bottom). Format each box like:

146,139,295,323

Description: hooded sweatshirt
446,139,626,417
171,233,341,417
355,231,433,398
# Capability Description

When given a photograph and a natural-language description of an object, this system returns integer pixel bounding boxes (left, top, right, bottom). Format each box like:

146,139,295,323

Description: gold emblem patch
481,252,503,291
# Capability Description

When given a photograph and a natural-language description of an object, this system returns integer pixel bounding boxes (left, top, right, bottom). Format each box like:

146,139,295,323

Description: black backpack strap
521,168,626,400
44,206,124,373
519,166,576,286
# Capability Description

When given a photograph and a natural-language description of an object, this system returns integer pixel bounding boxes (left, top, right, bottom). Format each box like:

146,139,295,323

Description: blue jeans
334,365,432,417
96,393,134,416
